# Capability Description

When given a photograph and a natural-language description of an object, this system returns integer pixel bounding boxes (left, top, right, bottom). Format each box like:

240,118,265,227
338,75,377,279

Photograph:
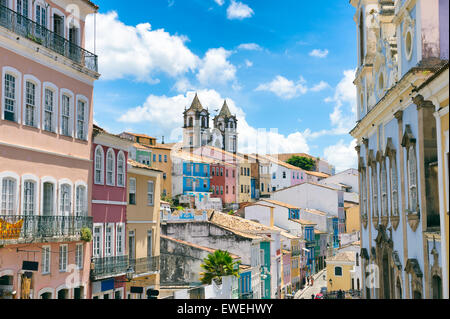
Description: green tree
200,250,241,285
286,156,316,171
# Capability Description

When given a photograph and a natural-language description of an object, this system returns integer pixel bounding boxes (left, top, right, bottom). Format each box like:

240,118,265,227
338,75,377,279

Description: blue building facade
182,161,211,193
304,225,315,275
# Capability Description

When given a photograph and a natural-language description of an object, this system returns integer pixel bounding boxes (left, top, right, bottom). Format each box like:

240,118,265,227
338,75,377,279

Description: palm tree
200,250,241,285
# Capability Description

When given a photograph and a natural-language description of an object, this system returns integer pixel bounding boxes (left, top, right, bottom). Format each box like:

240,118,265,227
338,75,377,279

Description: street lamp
329,279,333,287
125,267,134,282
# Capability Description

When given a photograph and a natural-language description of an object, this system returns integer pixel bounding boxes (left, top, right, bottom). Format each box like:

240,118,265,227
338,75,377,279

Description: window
159,155,162,163
216,167,219,176
273,173,276,179
378,73,384,97
203,179,207,188
94,146,104,184
283,171,286,179
75,185,87,216
59,184,71,216
59,245,68,272
128,230,135,260
195,164,200,173
226,185,229,194
212,167,215,176
106,149,115,186
76,100,87,140
163,173,167,180
75,244,83,269
390,156,399,216
203,165,208,175
23,180,35,216
4,73,17,122
147,230,153,257
186,178,192,188
147,181,154,206
105,225,113,256
261,183,264,191
1,178,16,215
220,186,223,195
42,182,54,216
233,186,235,194
334,266,342,276
405,29,413,60
226,169,228,177
380,160,388,216
25,81,37,127
36,3,47,28
164,155,167,163
129,178,136,204
241,184,243,193
372,164,379,217
360,168,367,217
153,154,156,162
232,170,235,178
93,225,102,257
42,246,51,274
61,94,71,136
44,88,55,132
408,146,418,212
116,224,124,255
220,168,223,176
117,152,125,187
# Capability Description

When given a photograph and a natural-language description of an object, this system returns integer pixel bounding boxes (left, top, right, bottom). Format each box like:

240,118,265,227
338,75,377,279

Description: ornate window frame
385,138,400,229
402,11,415,61
377,150,389,226
358,156,368,229
368,150,379,226
402,125,420,231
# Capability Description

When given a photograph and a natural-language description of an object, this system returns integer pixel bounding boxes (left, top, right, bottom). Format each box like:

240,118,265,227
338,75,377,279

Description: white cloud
196,48,237,86
118,90,310,155
227,0,254,20
323,139,358,173
244,59,253,67
85,11,199,82
309,49,329,58
214,0,225,5
326,69,357,134
310,81,330,92
255,76,329,99
255,75,308,99
237,43,262,51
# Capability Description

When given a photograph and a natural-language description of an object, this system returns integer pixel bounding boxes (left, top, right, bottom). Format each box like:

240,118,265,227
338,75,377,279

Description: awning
302,248,310,252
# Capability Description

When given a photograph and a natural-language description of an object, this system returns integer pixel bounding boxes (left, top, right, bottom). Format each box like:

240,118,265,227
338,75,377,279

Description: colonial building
89,126,133,299
126,160,162,298
0,0,99,299
182,94,237,154
350,0,448,299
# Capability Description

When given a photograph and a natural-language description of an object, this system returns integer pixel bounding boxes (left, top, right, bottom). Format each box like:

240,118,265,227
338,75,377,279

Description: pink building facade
290,168,306,186
0,0,99,299
89,126,132,299
210,162,237,205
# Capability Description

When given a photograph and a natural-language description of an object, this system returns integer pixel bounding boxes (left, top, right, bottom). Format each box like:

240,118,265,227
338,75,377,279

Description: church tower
213,100,238,154
183,93,210,150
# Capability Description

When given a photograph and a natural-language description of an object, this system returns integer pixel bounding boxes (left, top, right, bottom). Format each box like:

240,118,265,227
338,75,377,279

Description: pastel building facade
89,126,132,299
350,0,448,299
0,0,99,299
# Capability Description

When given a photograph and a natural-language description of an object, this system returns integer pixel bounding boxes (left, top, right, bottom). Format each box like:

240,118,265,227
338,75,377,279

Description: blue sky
86,0,358,171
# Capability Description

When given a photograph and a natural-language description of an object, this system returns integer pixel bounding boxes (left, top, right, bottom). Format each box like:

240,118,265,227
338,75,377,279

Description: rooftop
290,219,317,226
259,199,300,210
128,159,163,172
208,211,279,237
327,251,356,263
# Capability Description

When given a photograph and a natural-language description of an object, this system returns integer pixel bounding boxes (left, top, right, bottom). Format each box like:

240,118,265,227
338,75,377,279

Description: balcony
239,291,254,299
90,255,129,280
129,256,160,276
0,4,98,73
0,215,93,244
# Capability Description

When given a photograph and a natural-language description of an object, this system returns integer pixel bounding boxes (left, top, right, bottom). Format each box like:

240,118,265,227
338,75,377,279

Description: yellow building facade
148,143,173,199
238,161,252,203
126,160,162,299
344,203,360,234
326,251,355,293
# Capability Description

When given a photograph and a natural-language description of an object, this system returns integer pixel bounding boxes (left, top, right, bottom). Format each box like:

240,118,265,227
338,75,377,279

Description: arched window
75,185,87,216
59,184,71,216
356,253,359,266
1,177,17,215
408,146,418,212
23,180,36,216
94,146,104,185
188,117,193,127
117,151,125,187
106,149,115,186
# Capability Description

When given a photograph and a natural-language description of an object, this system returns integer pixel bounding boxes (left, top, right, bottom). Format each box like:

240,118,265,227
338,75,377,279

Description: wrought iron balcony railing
90,255,129,279
0,215,92,242
239,291,254,299
0,4,98,72
129,256,160,275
